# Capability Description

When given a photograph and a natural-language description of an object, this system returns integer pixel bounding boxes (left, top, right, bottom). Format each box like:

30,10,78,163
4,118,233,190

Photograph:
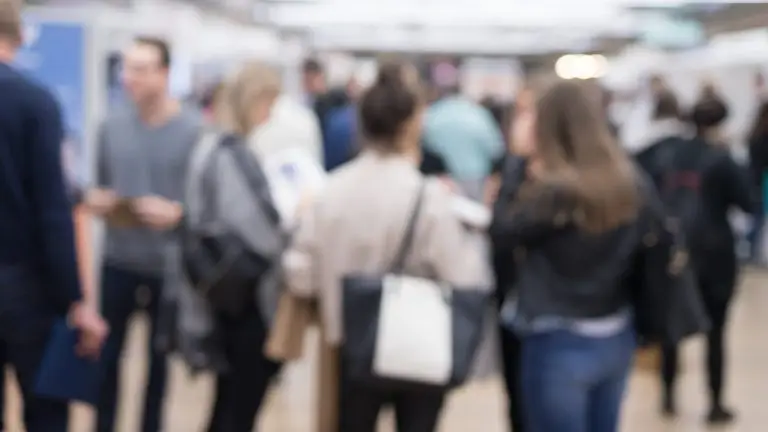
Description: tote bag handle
389,182,426,274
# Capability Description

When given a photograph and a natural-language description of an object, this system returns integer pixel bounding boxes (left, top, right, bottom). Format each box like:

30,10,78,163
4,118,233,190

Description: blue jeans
96,265,168,432
521,326,635,432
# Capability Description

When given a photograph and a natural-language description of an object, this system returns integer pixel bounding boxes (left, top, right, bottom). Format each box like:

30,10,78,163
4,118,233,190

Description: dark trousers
206,311,280,432
0,341,6,431
748,203,765,260
662,286,732,408
521,327,635,432
0,265,69,432
96,265,168,432
499,325,525,431
338,362,446,432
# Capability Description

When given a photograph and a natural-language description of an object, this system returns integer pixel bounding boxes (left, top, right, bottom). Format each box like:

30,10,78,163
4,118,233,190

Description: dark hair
359,61,420,148
134,36,171,69
653,91,680,120
302,59,323,75
749,101,768,142
601,87,613,109
690,97,728,134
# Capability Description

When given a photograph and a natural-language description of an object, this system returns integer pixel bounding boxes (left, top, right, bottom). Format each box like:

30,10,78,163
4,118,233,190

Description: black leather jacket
490,156,709,343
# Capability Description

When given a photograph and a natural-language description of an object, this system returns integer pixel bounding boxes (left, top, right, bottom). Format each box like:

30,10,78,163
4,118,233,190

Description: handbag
181,135,281,318
630,206,710,346
264,291,317,362
341,183,490,390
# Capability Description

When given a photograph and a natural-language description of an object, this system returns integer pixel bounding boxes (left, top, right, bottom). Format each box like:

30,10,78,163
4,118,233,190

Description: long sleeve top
0,62,81,311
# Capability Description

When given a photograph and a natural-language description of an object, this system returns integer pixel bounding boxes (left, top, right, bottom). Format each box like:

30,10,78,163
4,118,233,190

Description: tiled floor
5,268,768,431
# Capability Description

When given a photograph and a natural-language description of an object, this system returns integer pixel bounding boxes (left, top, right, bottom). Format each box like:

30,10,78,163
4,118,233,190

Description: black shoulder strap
389,182,427,273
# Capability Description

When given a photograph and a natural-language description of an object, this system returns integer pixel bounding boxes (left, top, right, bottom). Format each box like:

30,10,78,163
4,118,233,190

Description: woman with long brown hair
490,79,661,432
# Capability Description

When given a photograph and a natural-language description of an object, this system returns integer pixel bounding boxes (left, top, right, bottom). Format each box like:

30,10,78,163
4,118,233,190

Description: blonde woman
175,62,284,432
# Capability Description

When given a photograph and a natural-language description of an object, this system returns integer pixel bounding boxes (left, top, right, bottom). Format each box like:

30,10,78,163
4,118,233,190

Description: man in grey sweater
84,37,201,432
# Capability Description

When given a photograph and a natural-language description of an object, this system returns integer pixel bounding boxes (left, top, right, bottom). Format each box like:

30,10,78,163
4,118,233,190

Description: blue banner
14,20,88,190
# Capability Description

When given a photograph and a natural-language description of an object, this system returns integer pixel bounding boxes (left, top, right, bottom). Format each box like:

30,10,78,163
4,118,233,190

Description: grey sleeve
95,122,110,187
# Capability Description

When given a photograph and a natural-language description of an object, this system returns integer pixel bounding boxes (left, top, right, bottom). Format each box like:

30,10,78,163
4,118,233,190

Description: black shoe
706,406,735,424
661,395,677,418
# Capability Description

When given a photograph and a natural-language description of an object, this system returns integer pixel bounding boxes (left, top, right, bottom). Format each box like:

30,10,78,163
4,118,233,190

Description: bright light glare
555,54,608,80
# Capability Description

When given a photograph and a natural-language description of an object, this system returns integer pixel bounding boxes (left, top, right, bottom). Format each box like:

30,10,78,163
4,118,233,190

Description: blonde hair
225,61,282,135
0,0,21,43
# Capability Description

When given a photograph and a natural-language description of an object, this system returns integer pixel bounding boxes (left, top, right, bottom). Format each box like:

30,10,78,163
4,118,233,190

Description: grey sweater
96,106,202,275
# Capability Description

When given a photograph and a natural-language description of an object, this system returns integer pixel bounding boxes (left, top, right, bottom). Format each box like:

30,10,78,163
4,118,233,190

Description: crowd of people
1,0,768,430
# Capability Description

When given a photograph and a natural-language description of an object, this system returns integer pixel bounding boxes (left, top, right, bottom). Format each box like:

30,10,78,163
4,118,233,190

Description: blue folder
34,318,105,406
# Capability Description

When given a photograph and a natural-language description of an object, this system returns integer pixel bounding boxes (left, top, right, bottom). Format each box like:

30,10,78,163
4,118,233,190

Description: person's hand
511,111,536,157
69,302,109,360
134,196,183,230
438,176,459,194
85,188,118,216
526,157,545,179
294,191,316,220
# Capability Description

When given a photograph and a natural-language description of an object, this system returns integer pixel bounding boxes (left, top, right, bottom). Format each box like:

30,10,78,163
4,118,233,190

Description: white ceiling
263,0,745,54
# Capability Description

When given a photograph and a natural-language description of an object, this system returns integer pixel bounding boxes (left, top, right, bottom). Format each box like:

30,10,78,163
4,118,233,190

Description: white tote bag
373,274,453,385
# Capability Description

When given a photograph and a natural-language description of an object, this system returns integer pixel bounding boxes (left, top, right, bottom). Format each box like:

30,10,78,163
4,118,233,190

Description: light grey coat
160,133,284,371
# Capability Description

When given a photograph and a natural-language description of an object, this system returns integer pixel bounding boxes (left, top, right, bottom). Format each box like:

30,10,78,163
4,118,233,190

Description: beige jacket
284,151,491,344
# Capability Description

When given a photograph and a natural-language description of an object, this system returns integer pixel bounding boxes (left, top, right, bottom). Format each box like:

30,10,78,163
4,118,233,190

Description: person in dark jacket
302,59,349,143
487,88,536,432
747,101,768,261
490,79,668,432
659,97,752,424
633,91,689,188
0,3,107,431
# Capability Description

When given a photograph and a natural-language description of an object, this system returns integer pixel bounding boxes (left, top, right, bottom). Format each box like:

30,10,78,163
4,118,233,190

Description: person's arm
95,123,110,188
28,91,82,310
489,170,563,251
421,182,491,288
307,110,325,167
478,108,505,164
283,197,320,298
719,154,754,214
489,156,528,250
484,154,508,206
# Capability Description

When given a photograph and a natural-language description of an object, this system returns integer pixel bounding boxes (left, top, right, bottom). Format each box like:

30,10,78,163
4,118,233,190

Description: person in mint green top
423,89,504,198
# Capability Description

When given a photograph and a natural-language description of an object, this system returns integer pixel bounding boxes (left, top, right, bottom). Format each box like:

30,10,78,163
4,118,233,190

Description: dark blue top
0,62,81,310
323,104,356,171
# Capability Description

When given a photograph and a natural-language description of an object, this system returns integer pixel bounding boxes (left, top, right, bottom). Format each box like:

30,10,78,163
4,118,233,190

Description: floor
5,268,768,431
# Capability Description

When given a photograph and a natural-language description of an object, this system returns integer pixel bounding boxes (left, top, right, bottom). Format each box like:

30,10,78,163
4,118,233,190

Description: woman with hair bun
283,60,489,432
658,95,751,424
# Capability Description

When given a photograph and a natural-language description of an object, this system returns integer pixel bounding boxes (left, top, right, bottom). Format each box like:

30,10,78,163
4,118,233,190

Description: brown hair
134,36,172,69
0,0,21,43
225,61,282,135
653,91,681,120
527,79,640,233
359,60,422,151
749,101,768,143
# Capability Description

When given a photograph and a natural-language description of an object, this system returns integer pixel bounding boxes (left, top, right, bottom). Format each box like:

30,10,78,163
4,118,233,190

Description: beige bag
264,293,316,362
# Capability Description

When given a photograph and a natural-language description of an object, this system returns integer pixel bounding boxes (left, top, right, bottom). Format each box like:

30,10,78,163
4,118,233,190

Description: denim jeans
521,326,635,432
